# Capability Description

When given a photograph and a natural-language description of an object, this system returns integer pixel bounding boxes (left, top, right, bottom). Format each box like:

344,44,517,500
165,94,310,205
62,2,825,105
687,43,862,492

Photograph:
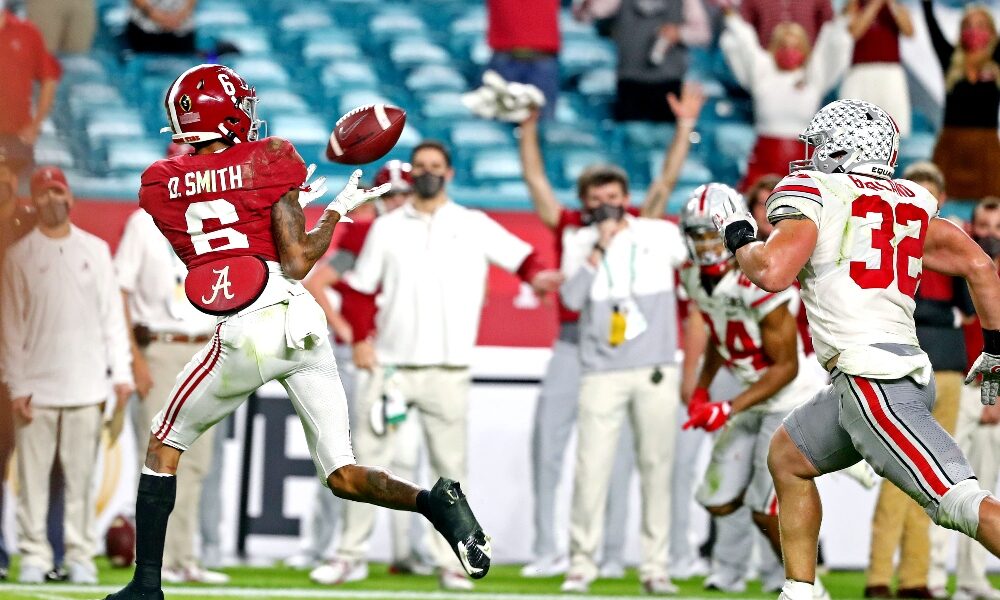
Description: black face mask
588,203,625,224
975,235,1000,260
412,173,445,199
39,200,69,228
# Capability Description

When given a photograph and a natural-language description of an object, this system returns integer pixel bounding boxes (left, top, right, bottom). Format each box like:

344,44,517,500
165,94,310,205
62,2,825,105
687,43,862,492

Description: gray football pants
530,332,634,562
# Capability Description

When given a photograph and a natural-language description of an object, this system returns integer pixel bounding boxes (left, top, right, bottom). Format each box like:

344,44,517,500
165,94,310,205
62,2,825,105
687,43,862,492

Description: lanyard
601,240,637,299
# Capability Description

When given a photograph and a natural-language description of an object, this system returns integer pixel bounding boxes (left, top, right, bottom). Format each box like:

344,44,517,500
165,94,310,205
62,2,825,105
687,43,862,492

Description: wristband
723,220,757,254
984,329,1000,355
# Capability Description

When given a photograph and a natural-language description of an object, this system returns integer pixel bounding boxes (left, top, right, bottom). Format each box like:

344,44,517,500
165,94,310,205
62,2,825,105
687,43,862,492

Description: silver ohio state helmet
791,99,900,179
680,183,744,273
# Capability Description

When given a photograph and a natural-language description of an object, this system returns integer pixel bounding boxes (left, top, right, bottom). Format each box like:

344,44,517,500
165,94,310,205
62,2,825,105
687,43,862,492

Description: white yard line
0,584,753,600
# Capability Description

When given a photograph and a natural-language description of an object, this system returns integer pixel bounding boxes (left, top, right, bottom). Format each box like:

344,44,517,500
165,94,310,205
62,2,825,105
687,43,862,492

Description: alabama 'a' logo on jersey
185,256,269,316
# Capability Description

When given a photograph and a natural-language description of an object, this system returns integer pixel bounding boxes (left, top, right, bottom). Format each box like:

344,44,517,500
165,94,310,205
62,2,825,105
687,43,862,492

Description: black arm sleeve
922,0,954,71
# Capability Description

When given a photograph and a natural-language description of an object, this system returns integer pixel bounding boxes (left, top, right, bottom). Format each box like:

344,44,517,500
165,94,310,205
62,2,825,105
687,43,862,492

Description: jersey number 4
185,199,250,255
850,194,928,298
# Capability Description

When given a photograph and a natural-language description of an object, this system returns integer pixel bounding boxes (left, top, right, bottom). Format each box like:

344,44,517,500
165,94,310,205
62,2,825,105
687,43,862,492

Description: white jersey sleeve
765,172,824,225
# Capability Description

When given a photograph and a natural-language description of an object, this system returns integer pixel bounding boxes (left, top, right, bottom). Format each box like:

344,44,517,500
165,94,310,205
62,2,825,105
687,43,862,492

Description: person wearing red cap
1,166,134,584
0,5,61,160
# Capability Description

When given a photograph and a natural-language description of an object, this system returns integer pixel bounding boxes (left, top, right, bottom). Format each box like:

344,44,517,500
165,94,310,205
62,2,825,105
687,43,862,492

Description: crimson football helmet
162,64,262,145
372,160,413,195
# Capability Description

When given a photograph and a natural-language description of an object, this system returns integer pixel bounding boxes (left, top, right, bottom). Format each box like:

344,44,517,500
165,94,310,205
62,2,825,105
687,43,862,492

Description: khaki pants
865,371,961,588
929,383,1000,591
338,366,468,570
569,365,678,582
26,0,96,54
140,339,215,571
16,403,103,571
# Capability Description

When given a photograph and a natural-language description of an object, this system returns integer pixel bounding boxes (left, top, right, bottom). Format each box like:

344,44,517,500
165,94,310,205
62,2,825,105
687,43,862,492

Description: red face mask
962,27,993,52
775,47,806,70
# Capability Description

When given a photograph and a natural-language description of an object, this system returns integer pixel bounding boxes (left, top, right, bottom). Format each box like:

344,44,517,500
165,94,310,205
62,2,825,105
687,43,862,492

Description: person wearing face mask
924,2,1000,200
320,141,561,591
0,167,134,585
840,0,914,138
719,5,853,190
558,167,688,595
301,161,432,579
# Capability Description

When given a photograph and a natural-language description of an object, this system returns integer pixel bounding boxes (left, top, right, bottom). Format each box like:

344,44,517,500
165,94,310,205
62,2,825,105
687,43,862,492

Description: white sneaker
521,556,569,578
440,568,474,590
309,558,368,585
643,576,679,595
599,561,626,579
284,553,318,570
18,564,45,584
705,572,747,593
671,556,710,579
162,566,230,585
67,561,98,584
955,587,1000,600
561,573,594,594
840,461,878,489
780,579,819,600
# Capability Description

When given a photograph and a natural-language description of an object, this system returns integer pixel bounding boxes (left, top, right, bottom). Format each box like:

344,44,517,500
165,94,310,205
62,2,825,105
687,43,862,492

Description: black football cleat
104,581,164,600
425,478,492,579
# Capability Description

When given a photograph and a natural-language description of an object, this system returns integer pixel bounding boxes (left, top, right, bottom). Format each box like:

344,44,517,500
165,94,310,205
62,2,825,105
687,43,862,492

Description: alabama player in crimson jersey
714,99,1000,600
105,65,490,600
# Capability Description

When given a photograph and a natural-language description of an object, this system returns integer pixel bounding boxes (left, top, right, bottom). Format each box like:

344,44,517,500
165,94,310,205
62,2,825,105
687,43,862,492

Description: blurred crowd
0,0,1000,596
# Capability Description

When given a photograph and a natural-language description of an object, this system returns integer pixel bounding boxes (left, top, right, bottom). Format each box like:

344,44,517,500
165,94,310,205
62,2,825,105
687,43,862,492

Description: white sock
782,579,814,600
141,466,175,477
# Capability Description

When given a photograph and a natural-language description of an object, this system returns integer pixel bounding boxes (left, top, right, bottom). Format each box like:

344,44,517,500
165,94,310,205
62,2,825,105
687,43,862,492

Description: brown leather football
326,103,406,165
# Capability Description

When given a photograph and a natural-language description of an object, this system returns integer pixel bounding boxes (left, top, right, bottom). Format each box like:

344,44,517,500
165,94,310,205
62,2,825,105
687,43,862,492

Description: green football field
0,561,997,600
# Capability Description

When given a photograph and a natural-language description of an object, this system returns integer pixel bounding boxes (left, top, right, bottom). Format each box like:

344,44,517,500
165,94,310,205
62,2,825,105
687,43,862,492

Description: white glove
327,169,390,223
461,70,546,123
966,352,1000,405
711,194,758,254
297,163,328,209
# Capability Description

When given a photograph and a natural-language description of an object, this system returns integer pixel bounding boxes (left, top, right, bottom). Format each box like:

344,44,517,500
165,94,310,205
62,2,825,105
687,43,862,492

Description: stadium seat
370,11,427,42
208,27,272,56
419,92,473,120
450,121,512,149
389,39,451,68
106,139,165,175
302,35,362,64
712,122,757,170
257,89,309,115
67,85,127,126
405,65,467,93
277,8,334,39
34,136,76,171
896,132,937,172
621,122,677,151
321,62,380,94
230,58,290,88
471,148,522,182
562,150,612,185
542,122,600,150
195,5,251,28
85,111,146,152
337,90,393,117
560,39,616,78
270,114,330,162
577,68,616,98
59,54,110,86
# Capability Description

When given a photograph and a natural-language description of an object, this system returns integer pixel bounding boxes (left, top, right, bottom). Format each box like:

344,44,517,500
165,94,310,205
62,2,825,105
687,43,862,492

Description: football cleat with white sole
424,478,491,579
161,566,229,585
954,586,1000,600
309,558,368,585
643,576,679,595
841,461,878,489
561,573,594,594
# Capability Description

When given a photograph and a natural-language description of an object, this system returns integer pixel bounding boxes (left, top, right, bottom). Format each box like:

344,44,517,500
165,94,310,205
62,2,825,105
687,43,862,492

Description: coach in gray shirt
558,185,688,594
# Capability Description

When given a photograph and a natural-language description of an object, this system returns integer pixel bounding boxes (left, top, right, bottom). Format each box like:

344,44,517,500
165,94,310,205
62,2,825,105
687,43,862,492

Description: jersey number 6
185,199,250,255
849,194,929,298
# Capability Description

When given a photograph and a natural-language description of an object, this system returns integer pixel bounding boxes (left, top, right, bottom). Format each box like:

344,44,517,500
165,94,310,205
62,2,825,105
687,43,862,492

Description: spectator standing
739,0,834,46
333,141,561,591
114,207,229,585
26,0,96,54
0,137,37,582
924,2,1000,199
840,0,914,138
126,0,197,54
0,6,60,171
558,170,688,595
487,0,560,120
1,167,133,584
719,7,853,189
863,162,972,600
516,85,703,578
927,199,1000,600
609,0,709,122
302,162,432,577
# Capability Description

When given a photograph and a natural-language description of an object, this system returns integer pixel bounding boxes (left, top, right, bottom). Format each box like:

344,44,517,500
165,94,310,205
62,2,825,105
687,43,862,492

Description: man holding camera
559,167,688,595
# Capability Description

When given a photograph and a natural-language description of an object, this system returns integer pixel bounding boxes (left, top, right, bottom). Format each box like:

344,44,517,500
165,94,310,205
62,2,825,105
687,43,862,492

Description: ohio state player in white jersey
713,99,1000,600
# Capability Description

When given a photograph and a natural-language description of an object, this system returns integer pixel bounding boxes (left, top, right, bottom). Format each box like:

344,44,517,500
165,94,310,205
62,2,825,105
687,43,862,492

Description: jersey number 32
849,194,929,298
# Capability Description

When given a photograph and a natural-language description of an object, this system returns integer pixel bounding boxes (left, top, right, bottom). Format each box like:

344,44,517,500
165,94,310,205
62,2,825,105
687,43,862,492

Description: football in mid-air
106,515,136,567
326,103,406,165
